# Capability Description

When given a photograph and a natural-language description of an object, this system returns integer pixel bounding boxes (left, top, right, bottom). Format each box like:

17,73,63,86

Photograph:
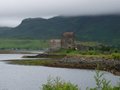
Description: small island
6,32,120,76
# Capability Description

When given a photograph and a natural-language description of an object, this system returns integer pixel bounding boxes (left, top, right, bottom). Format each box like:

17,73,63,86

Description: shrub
89,70,120,90
42,77,79,90
111,53,120,60
42,74,120,90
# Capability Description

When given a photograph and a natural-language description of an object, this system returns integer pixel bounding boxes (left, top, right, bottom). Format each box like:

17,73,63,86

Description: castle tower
61,32,75,49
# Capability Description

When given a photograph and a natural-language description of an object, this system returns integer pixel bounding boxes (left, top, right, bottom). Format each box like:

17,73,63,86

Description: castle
49,32,75,50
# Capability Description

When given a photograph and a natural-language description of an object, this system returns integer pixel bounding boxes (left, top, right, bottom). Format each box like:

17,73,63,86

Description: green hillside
0,27,12,35
0,15,120,45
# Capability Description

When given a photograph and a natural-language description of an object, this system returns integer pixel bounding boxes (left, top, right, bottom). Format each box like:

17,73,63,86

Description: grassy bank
0,50,16,54
65,54,120,60
7,59,56,66
6,56,120,76
0,39,48,49
6,59,97,69
52,49,120,60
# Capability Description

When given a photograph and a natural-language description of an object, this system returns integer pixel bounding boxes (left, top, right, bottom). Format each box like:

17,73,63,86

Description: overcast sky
0,0,120,27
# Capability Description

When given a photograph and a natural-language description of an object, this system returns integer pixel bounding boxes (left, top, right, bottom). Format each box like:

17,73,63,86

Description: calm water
0,54,119,90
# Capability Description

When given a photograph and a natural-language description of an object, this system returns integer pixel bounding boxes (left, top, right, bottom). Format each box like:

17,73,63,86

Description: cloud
0,0,120,26
0,18,22,27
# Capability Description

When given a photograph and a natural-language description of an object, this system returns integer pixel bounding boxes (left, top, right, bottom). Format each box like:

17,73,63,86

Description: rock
115,64,120,71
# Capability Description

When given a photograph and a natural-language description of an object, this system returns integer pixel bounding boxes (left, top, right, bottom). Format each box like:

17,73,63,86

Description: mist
0,0,120,27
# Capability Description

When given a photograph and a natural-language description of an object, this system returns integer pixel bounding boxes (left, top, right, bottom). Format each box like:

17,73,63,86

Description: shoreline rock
60,55,120,75
9,53,120,76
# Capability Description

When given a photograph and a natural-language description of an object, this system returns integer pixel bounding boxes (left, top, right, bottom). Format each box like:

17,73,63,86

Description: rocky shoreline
8,53,120,76
60,55,120,75
27,54,120,75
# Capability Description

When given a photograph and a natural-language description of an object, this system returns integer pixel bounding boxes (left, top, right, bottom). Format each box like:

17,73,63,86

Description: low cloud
0,0,120,26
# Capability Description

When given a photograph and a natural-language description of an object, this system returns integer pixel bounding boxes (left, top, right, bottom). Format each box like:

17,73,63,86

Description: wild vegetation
89,70,120,90
42,77,79,90
52,50,120,60
52,41,120,60
42,70,120,90
0,39,48,50
7,59,56,66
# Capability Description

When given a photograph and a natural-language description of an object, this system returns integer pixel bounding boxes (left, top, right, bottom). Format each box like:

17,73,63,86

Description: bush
42,74,120,90
42,77,79,90
111,53,120,60
89,70,120,90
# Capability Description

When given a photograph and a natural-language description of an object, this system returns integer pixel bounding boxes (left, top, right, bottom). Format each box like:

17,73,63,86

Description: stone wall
49,39,61,50
61,32,75,49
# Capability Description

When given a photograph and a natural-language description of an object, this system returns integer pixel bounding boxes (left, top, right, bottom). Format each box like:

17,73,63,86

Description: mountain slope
0,15,120,44
0,27,12,37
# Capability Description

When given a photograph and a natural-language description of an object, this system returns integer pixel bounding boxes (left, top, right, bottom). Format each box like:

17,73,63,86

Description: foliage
89,70,120,90
0,39,48,49
8,59,54,66
76,42,101,47
42,77,79,90
42,74,120,90
56,48,120,60
53,44,120,60
111,53,120,60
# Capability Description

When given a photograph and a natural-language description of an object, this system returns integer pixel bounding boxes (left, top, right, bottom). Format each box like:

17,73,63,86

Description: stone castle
49,32,75,50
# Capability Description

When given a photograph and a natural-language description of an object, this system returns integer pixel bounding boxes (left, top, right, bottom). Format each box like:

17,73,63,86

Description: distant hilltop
0,15,120,45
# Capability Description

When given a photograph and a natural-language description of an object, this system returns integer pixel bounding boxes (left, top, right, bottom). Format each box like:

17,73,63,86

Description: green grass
7,59,55,66
53,49,101,55
0,39,49,49
76,41,101,47
111,53,120,60
53,48,120,60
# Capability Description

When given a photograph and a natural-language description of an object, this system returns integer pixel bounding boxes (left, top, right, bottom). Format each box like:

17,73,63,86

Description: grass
111,53,120,60
6,56,119,74
6,59,97,70
23,54,66,59
53,48,120,60
53,49,102,55
76,41,101,47
0,38,49,49
7,59,56,66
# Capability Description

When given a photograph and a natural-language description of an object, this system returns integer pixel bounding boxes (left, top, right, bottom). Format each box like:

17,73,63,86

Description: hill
0,27,12,33
0,15,120,45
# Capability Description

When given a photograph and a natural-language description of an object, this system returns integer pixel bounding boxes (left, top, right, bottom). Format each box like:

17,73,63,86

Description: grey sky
0,0,120,27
